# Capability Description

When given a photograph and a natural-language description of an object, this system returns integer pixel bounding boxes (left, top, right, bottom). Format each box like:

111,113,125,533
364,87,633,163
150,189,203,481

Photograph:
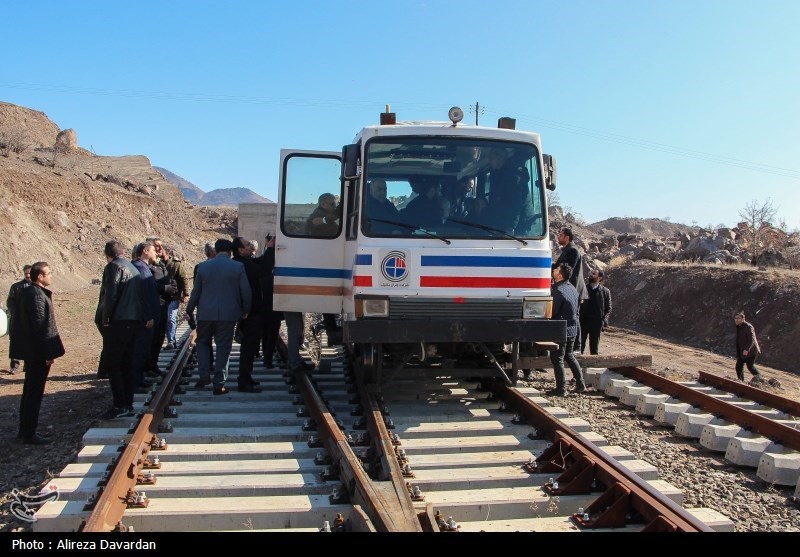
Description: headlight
361,298,389,318
523,299,550,319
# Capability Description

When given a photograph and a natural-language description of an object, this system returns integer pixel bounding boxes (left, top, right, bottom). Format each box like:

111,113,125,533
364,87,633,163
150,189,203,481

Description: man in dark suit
548,262,587,397
553,227,588,350
6,264,32,374
95,241,145,420
11,262,65,445
579,269,612,355
232,236,264,393
186,238,252,395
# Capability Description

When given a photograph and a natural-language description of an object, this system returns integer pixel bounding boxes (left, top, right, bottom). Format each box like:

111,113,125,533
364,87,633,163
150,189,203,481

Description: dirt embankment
605,263,800,374
0,157,237,294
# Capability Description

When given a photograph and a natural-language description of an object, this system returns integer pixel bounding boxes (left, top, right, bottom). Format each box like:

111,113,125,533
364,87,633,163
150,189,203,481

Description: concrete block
726,399,760,411
542,406,570,419
636,393,672,417
699,421,743,452
583,368,607,389
654,401,692,427
647,480,683,505
595,372,625,392
577,431,608,446
757,447,800,486
750,408,788,420
685,507,735,532
604,378,638,399
561,417,592,432
598,445,635,461
620,384,653,407
725,433,777,468
674,410,716,439
619,459,659,480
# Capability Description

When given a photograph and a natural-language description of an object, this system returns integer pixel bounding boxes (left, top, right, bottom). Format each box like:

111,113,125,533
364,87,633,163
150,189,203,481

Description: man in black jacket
12,262,65,445
734,312,761,381
553,227,588,350
5,264,31,374
232,236,264,393
552,228,587,300
548,262,587,397
259,236,286,368
579,269,612,355
144,237,177,377
95,241,144,419
131,242,158,392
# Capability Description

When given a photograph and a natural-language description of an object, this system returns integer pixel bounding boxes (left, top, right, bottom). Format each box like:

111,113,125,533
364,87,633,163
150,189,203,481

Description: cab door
274,150,346,314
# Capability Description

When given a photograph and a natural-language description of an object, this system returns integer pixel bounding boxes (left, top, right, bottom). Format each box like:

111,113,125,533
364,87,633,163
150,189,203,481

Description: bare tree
739,198,778,264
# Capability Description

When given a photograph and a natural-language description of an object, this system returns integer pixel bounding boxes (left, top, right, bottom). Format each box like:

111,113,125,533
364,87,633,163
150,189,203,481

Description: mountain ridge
154,166,272,206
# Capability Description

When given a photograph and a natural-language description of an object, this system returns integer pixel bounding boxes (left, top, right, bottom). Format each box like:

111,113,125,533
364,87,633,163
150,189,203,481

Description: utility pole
467,102,484,125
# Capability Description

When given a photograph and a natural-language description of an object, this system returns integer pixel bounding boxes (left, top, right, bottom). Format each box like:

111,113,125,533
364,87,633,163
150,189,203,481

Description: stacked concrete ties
587,368,800,501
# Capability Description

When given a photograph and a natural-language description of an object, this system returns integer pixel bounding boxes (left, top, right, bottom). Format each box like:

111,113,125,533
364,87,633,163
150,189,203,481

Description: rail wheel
359,342,383,385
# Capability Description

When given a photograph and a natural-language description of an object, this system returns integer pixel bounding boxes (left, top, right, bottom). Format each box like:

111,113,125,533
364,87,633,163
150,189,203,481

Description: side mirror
543,154,557,190
342,144,361,180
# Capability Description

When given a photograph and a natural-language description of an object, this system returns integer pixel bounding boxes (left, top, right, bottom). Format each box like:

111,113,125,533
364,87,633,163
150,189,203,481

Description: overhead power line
1,81,798,179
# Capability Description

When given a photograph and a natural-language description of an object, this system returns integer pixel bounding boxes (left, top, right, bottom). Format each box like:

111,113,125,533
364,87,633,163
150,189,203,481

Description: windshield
361,138,546,240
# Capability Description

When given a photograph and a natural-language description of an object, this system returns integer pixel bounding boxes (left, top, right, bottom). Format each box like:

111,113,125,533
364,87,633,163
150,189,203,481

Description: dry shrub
0,131,30,157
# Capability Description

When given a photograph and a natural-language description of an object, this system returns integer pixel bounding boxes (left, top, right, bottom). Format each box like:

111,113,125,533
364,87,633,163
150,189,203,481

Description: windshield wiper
447,218,528,245
368,218,451,244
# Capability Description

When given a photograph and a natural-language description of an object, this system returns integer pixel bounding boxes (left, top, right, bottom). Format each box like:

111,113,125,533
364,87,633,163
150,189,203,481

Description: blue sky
2,1,799,230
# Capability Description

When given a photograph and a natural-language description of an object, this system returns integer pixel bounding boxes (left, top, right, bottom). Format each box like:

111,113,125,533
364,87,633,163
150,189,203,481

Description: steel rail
517,353,652,370
497,381,713,532
698,371,800,418
294,371,414,532
363,391,424,531
80,337,193,532
615,366,800,451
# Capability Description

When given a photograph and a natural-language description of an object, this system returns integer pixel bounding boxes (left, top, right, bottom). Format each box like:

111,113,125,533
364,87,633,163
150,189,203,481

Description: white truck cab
274,107,565,386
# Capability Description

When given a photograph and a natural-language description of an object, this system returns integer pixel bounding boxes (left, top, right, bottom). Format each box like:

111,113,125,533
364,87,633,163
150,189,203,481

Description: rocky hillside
0,102,237,293
549,206,800,270
591,217,697,238
604,263,800,374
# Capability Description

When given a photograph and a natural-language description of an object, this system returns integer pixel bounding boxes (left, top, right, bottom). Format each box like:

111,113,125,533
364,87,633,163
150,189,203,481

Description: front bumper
343,319,566,344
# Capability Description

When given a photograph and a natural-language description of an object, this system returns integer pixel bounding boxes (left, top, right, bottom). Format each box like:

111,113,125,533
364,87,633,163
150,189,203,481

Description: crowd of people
1,223,765,444
541,226,612,396
1,233,325,443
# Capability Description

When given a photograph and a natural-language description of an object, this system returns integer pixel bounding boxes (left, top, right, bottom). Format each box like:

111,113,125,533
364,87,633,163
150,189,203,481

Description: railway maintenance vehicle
274,106,564,387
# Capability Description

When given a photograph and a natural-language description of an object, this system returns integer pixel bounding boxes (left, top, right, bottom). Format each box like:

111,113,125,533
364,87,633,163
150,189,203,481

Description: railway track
32,328,786,533
582,366,800,489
